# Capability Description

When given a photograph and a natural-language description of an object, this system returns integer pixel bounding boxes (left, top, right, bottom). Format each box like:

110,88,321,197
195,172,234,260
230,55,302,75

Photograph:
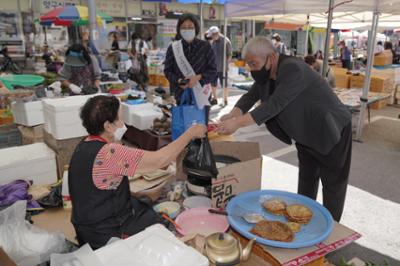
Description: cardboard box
349,74,394,93
335,74,350,89
373,50,393,66
176,141,262,208
331,67,348,76
18,125,44,145
43,130,84,178
234,222,361,266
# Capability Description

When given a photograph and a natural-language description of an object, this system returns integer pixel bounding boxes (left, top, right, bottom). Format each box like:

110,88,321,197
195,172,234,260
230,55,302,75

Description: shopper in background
128,33,149,58
272,33,286,55
164,13,217,102
216,37,352,222
339,41,352,70
127,33,149,91
59,44,101,95
384,41,397,64
304,55,336,88
208,26,232,106
314,50,324,60
374,41,384,55
111,32,120,51
69,95,207,249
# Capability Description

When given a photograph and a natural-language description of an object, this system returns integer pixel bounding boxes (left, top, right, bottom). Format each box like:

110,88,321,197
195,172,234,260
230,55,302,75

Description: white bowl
183,196,212,210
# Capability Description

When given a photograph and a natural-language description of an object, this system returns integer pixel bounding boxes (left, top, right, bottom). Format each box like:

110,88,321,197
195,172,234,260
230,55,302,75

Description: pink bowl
175,207,229,236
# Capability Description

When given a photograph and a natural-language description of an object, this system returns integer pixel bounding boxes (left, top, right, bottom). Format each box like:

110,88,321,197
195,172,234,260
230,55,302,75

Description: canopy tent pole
125,0,129,42
252,20,256,37
88,0,96,42
322,0,334,77
355,11,380,141
200,0,204,39
304,14,310,56
43,26,48,45
222,18,228,89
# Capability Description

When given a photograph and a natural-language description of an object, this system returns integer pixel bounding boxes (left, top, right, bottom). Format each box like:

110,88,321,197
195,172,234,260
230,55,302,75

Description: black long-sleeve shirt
164,38,217,99
236,55,351,155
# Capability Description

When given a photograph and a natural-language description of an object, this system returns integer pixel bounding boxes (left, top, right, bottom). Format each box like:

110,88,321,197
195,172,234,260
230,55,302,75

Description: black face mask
251,63,270,84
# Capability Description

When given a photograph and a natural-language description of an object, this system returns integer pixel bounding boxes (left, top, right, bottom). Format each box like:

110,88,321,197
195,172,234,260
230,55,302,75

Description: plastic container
0,74,44,90
11,101,44,126
0,143,57,185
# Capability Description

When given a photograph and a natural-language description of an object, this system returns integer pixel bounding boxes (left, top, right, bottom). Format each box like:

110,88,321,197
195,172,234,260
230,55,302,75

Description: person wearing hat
208,26,232,106
272,33,287,55
59,44,101,95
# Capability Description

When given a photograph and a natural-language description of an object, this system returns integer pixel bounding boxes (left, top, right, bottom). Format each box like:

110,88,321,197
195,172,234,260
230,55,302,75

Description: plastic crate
0,124,22,149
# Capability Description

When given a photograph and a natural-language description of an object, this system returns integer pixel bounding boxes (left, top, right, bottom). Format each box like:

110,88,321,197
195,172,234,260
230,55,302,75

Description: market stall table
334,88,391,122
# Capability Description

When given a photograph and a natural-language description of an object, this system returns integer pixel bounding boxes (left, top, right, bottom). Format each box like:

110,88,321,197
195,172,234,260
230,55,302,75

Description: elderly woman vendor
69,95,206,249
59,44,101,95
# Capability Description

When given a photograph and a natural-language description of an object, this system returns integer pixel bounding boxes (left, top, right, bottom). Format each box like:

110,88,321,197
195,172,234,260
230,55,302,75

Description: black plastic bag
37,182,62,208
183,137,218,179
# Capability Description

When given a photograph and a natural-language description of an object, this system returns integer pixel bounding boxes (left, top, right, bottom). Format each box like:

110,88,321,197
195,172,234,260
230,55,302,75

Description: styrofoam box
42,95,94,140
131,109,163,130
0,143,57,185
121,102,154,126
11,100,44,126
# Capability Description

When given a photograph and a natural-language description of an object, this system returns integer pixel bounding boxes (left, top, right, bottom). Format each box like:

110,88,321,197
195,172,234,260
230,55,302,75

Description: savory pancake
262,199,287,216
285,204,313,224
250,220,294,242
286,222,301,233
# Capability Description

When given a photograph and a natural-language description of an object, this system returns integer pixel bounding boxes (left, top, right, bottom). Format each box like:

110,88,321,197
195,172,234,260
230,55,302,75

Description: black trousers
296,123,352,222
75,197,162,249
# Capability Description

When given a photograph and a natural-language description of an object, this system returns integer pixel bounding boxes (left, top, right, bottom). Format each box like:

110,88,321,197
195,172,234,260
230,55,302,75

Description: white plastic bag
0,201,67,266
51,244,105,266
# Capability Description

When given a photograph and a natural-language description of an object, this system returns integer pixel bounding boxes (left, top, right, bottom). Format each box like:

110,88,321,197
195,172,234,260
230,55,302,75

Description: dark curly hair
175,13,200,41
304,55,316,66
80,95,120,135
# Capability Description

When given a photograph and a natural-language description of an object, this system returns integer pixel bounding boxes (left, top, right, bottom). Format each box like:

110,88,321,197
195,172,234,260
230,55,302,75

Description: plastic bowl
153,201,181,219
0,75,44,90
183,195,212,209
175,207,229,236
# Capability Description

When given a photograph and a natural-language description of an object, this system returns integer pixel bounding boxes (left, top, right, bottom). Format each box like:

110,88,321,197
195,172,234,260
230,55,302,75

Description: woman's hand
187,74,201,88
187,124,207,139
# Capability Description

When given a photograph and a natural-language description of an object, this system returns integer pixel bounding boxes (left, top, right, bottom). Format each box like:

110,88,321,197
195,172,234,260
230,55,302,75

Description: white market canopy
235,12,400,30
225,0,400,17
224,0,400,29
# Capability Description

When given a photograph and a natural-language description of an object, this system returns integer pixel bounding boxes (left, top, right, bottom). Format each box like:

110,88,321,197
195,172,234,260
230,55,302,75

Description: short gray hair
242,36,276,59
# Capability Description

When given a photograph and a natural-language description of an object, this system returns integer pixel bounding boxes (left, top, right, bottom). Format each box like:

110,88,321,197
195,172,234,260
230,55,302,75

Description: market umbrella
39,5,112,27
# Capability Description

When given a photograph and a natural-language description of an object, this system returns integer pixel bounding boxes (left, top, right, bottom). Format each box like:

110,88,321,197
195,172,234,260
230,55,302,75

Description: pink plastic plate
175,207,229,236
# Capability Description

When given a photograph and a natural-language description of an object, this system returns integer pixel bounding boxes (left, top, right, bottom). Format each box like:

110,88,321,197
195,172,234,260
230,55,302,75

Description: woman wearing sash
164,13,217,106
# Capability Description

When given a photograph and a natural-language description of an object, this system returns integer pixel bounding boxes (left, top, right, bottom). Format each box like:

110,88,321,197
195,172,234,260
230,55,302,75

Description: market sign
41,0,80,12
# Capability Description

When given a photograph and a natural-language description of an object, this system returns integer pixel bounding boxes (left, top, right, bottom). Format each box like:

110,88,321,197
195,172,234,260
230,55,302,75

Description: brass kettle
204,232,255,266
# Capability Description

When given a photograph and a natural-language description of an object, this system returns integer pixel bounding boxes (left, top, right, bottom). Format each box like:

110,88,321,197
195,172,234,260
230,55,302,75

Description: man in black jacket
216,37,352,222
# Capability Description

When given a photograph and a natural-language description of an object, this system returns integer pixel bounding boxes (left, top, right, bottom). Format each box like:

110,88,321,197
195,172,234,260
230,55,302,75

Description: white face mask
181,29,196,42
113,124,127,141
